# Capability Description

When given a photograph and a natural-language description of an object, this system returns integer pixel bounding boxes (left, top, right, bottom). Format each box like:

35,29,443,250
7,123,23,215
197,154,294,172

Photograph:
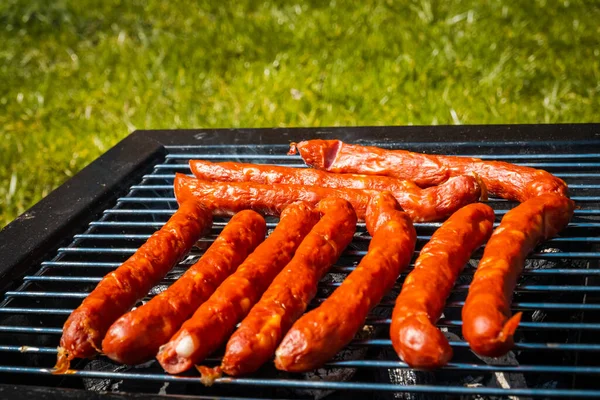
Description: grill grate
1,139,600,399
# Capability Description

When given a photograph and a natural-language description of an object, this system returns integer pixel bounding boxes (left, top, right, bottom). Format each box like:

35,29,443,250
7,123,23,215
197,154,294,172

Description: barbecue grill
0,125,599,399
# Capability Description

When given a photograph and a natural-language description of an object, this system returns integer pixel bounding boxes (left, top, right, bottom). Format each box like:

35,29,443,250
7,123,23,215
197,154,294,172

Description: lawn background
1,0,599,228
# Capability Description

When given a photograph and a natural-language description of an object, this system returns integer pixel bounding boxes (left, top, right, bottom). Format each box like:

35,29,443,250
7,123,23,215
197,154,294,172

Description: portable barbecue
0,125,599,399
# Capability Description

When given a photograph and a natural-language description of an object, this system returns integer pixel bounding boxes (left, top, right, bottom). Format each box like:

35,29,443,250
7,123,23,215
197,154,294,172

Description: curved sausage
102,210,266,365
156,202,320,374
289,140,449,187
291,140,568,201
54,201,212,373
174,173,375,220
189,160,482,222
221,198,357,376
274,193,416,372
462,194,575,357
391,203,495,369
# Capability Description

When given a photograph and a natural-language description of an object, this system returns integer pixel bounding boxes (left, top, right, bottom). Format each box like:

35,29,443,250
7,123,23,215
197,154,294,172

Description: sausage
288,140,449,187
102,210,266,365
436,154,568,202
462,194,575,357
54,201,212,373
189,160,482,222
274,192,416,372
390,203,495,369
174,173,375,219
291,140,568,201
156,202,320,374
221,197,357,376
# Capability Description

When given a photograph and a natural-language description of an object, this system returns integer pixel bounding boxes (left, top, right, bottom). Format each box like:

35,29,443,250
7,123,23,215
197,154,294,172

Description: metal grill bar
88,220,600,229
71,233,600,243
0,367,598,398
166,153,600,160
103,207,600,217
51,247,600,260
0,326,62,334
127,183,600,191
34,262,600,276
163,140,600,149
143,172,600,179
6,283,600,298
153,161,600,169
2,300,598,311
5,339,600,353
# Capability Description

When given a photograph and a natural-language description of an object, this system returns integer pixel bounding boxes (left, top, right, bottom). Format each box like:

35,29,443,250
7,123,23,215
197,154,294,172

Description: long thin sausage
156,202,320,374
274,193,416,372
102,210,266,365
221,198,357,376
291,140,568,201
462,194,574,357
391,203,495,369
174,173,375,219
289,140,449,187
54,201,212,373
189,160,482,222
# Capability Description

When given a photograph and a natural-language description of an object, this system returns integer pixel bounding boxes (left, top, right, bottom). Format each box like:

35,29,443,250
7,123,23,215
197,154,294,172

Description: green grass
1,0,599,228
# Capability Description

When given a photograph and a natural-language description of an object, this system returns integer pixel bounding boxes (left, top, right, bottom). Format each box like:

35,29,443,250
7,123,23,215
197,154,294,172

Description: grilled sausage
174,173,375,220
462,194,575,357
54,201,212,373
289,140,449,187
275,193,416,372
291,140,568,201
102,210,266,365
156,202,320,374
189,160,482,222
221,198,357,376
391,203,495,369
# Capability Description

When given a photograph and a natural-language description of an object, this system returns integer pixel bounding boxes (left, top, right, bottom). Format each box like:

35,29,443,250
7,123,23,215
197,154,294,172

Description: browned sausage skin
462,194,574,357
275,193,416,372
391,203,495,369
174,173,375,220
289,140,450,187
189,160,482,222
220,197,357,376
175,173,480,223
291,139,568,201
102,210,266,365
156,202,320,374
54,201,212,373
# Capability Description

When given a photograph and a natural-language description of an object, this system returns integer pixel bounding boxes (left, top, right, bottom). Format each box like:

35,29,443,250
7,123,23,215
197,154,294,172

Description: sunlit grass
1,0,599,227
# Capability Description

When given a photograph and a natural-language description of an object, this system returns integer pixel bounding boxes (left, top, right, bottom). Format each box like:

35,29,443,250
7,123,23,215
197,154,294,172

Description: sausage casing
462,194,575,357
292,140,568,201
275,193,416,372
156,202,319,374
221,198,357,376
290,139,449,187
175,173,375,219
102,210,266,365
55,201,212,372
189,160,481,222
391,203,495,369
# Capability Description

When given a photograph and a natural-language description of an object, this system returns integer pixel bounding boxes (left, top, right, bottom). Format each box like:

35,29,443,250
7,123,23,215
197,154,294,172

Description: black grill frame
0,124,599,399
